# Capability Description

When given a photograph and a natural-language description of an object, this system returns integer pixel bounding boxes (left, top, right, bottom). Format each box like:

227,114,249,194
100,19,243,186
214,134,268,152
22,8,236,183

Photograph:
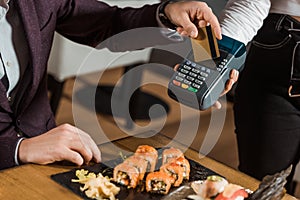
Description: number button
183,65,191,70
175,76,184,82
192,68,200,73
180,69,189,74
197,76,205,81
195,79,203,85
189,72,197,78
177,72,186,78
183,80,192,85
186,76,195,81
200,72,208,77
192,83,201,89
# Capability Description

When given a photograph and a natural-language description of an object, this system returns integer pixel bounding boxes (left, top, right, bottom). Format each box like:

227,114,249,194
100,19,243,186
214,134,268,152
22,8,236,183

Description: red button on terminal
173,80,181,86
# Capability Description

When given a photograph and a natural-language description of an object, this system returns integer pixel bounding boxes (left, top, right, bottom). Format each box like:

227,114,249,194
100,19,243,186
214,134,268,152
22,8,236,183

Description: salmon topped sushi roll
162,147,184,165
113,162,140,189
160,162,184,187
124,155,148,180
135,145,158,157
134,152,157,172
135,145,158,172
169,157,190,180
146,171,174,194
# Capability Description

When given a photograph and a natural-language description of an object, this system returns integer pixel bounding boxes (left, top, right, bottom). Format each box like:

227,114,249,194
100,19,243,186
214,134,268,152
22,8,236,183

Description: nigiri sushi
191,175,229,198
215,183,249,200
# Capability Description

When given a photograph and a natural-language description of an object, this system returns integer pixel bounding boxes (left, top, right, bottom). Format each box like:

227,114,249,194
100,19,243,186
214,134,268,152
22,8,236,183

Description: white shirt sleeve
14,137,25,165
219,0,271,45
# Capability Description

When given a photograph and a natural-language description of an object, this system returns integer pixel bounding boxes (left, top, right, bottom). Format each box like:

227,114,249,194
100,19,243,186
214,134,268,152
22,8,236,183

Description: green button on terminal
188,87,198,92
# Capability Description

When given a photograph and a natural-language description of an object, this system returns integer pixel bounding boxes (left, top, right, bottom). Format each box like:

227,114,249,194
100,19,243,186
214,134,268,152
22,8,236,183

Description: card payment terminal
168,27,247,110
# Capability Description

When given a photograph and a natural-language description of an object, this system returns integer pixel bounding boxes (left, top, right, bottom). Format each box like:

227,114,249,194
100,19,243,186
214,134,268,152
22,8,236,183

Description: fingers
197,5,222,39
174,10,199,38
221,79,235,96
213,69,238,109
90,140,101,163
198,19,209,28
220,69,239,96
86,136,101,163
176,27,188,37
230,69,239,82
213,101,222,109
62,148,85,166
174,64,180,71
65,125,101,164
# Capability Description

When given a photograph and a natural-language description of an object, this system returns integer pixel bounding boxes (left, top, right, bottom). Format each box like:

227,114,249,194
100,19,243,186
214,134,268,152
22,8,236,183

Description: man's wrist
157,0,177,29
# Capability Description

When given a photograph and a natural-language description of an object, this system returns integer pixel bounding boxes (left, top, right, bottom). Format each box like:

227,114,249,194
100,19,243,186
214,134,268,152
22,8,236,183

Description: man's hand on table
18,124,101,166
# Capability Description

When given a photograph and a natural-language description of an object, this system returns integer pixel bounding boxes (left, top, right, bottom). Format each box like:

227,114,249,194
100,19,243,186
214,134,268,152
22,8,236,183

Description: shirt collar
0,0,9,9
0,0,9,19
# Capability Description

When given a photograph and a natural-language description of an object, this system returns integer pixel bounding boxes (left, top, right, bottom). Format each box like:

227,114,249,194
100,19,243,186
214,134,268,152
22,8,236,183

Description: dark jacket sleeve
0,74,56,170
0,112,22,169
55,0,160,47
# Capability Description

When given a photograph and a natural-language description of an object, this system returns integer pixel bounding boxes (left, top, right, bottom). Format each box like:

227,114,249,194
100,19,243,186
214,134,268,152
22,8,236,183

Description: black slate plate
51,149,221,200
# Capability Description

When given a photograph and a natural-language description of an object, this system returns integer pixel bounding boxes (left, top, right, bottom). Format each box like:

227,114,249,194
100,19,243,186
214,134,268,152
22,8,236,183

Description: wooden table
0,132,297,200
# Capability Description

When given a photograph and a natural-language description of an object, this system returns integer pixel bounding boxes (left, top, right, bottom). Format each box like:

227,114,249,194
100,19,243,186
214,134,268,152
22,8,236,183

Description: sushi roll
135,145,158,157
113,162,140,189
135,145,158,172
160,162,184,187
162,147,184,165
124,155,148,180
145,171,174,194
168,157,190,180
135,145,157,152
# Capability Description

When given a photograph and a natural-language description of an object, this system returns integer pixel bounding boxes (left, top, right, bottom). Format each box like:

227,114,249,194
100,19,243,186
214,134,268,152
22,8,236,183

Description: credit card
190,26,220,62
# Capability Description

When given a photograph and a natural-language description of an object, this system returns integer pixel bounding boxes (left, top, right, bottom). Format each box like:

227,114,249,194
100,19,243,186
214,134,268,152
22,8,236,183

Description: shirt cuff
14,137,25,166
156,6,166,28
156,0,177,29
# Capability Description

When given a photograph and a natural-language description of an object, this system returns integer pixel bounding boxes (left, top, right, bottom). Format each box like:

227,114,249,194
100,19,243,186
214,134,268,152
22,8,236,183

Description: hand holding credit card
168,26,246,110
